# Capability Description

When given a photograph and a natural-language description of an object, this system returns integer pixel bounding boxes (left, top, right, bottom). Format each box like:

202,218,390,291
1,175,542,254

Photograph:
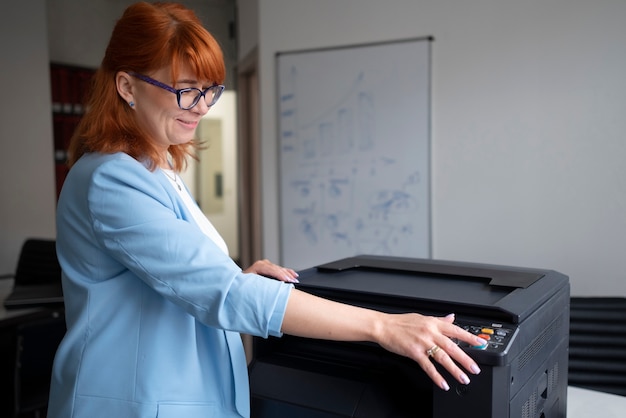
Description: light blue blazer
48,152,292,418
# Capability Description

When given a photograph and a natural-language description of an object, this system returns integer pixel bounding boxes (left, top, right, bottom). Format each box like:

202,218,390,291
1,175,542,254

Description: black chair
568,297,626,396
3,238,64,309
13,238,61,287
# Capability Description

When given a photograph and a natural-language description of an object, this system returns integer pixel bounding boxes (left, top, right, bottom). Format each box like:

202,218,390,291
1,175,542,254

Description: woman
48,3,486,417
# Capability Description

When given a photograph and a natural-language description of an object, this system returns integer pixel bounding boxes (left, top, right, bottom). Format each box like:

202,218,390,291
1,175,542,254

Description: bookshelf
49,63,95,199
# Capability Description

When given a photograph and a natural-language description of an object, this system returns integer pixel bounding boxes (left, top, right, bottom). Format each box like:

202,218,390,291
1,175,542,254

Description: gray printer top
296,255,569,324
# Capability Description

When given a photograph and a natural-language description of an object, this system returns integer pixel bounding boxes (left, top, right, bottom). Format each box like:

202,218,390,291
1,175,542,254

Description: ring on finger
426,345,441,358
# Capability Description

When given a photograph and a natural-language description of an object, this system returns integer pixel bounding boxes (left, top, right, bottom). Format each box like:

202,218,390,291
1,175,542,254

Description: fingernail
441,381,450,391
471,364,481,374
460,373,470,385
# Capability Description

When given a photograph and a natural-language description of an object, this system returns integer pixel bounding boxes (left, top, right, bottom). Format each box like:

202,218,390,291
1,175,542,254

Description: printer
249,255,570,418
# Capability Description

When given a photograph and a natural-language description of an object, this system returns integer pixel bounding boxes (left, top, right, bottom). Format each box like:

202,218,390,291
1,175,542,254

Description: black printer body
249,255,570,418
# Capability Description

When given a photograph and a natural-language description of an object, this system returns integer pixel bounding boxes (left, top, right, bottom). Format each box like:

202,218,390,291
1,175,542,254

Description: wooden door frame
236,47,262,271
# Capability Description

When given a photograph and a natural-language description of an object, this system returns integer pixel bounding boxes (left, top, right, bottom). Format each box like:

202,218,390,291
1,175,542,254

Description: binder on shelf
50,63,96,198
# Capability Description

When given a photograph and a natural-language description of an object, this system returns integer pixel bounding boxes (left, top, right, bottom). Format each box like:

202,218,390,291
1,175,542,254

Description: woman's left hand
243,259,300,283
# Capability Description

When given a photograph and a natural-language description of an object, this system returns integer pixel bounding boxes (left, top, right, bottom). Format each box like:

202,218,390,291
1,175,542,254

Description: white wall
253,0,626,296
0,1,56,274
236,0,259,59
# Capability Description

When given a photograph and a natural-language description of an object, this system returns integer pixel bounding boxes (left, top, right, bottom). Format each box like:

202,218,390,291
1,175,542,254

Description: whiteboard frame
276,37,432,269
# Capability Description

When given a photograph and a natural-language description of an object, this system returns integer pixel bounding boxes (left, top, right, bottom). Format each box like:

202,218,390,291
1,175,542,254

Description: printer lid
296,255,569,324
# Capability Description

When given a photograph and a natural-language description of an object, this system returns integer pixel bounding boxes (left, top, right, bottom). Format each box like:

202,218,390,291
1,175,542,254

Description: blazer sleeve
86,154,291,338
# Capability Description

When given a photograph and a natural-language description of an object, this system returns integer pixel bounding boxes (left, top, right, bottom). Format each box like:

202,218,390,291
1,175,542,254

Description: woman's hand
375,312,485,391
243,259,300,283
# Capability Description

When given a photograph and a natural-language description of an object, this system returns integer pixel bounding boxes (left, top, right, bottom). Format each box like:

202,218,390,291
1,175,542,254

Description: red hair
67,2,226,171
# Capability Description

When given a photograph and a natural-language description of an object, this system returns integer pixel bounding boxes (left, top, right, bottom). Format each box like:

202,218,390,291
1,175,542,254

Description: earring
129,101,135,108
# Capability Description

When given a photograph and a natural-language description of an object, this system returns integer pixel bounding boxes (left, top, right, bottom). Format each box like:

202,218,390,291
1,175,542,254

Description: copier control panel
453,319,518,364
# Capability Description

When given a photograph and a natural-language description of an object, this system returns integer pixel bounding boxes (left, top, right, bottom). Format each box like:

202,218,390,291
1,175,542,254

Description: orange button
478,333,491,340
481,328,494,335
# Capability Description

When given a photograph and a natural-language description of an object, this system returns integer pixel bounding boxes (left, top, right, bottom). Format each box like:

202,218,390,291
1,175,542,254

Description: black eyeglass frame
128,71,225,109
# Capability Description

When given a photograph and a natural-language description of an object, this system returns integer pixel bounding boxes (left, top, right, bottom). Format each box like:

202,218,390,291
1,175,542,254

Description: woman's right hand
374,311,485,391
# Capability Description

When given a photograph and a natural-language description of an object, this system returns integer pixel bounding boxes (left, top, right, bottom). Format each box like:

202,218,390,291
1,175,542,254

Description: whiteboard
277,38,432,269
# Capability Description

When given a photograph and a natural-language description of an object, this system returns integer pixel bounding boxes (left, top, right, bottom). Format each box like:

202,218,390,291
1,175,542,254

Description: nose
191,94,210,115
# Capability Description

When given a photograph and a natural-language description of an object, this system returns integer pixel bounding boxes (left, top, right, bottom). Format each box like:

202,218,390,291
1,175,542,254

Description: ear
116,71,135,105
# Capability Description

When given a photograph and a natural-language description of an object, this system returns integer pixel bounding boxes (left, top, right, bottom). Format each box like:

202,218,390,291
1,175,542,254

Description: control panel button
471,341,489,350
455,320,514,354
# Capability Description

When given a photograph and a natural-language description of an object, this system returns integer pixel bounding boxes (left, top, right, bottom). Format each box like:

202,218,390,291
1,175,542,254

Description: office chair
568,297,626,396
3,238,64,309
13,239,61,286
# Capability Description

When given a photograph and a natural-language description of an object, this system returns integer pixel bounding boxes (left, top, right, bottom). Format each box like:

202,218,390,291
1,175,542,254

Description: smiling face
120,66,212,165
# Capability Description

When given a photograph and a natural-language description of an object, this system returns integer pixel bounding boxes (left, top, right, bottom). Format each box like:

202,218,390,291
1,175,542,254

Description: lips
177,118,199,129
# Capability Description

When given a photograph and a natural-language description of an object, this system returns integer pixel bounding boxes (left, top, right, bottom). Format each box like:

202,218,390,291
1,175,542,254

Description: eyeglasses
128,72,224,110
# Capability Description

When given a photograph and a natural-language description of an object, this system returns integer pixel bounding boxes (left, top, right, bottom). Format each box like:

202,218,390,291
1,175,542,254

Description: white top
161,168,229,256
